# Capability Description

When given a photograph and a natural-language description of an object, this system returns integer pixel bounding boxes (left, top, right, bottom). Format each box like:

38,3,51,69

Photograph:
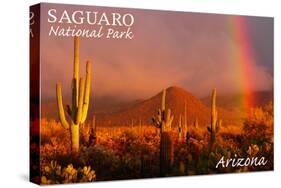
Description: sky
40,3,273,102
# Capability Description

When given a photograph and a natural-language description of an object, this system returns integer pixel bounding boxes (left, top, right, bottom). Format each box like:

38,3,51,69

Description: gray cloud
40,4,273,101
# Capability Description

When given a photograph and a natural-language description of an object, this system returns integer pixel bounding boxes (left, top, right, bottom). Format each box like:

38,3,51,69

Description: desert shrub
41,160,96,184
243,102,273,145
41,118,69,145
87,130,160,180
39,116,273,180
79,145,121,180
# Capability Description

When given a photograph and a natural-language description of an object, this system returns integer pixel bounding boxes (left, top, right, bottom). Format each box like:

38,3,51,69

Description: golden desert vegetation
36,89,273,184
31,37,273,184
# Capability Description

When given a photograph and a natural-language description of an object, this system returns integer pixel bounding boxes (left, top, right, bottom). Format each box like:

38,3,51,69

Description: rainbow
226,15,256,112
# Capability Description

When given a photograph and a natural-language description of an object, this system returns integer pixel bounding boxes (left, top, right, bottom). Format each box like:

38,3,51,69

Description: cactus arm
81,61,91,123
160,89,166,131
168,114,174,128
71,78,78,118
152,117,161,128
153,89,174,131
209,88,219,152
157,109,162,121
166,109,174,130
161,89,166,111
166,109,171,122
73,36,80,107
216,119,222,132
75,78,85,124
56,83,70,129
211,88,217,132
178,114,182,134
152,110,160,126
74,36,80,79
214,109,217,130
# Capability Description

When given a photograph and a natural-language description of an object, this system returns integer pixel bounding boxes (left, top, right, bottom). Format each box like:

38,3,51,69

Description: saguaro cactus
160,131,174,175
56,36,91,153
178,100,188,142
184,100,187,128
207,88,220,151
152,89,174,133
178,114,183,141
89,115,97,146
152,89,174,176
178,114,187,142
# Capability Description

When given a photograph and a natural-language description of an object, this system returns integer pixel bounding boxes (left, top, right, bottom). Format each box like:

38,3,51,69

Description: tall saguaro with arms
56,36,91,153
152,89,175,176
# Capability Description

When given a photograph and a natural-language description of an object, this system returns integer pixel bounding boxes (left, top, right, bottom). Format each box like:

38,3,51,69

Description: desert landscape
32,87,273,184
29,36,273,184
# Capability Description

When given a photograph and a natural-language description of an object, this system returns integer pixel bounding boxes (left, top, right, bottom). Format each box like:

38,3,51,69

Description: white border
0,0,279,188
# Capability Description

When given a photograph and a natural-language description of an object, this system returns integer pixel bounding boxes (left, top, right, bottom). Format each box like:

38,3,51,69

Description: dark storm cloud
40,4,273,101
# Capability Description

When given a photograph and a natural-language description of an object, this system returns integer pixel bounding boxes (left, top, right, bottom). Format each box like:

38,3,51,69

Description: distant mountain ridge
201,90,273,111
42,86,252,127
95,86,242,127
